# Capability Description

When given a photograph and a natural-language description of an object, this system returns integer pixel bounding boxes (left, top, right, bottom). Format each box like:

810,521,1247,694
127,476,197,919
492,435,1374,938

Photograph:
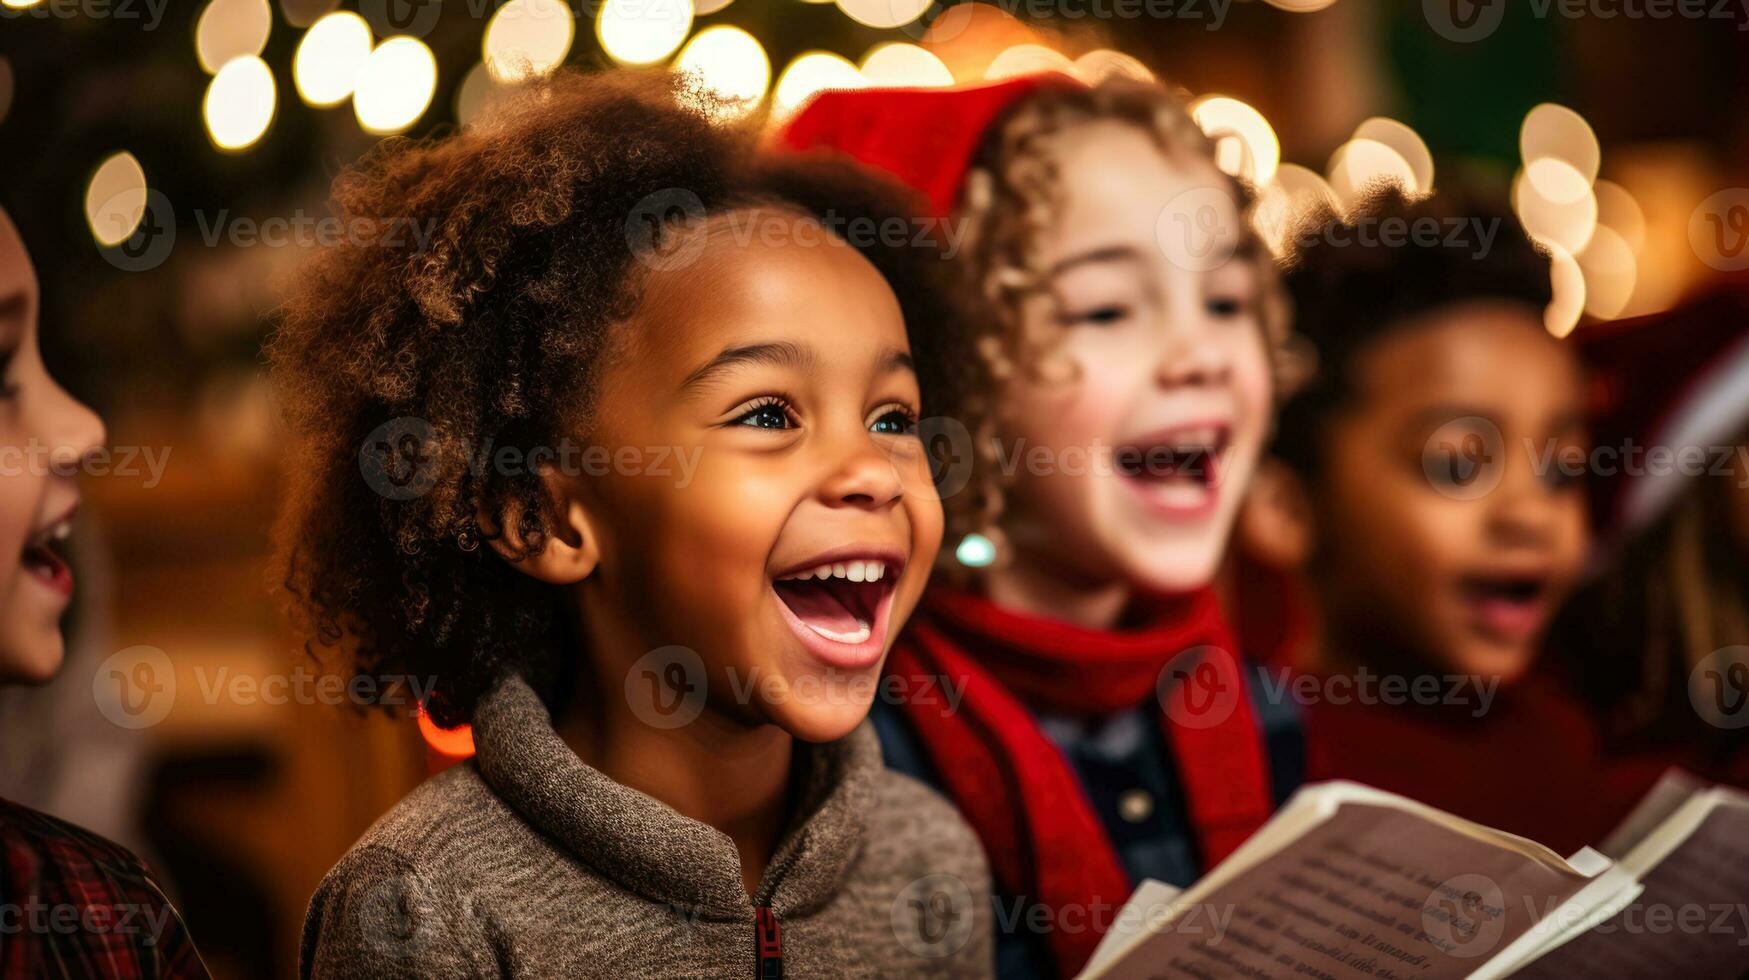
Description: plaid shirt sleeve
0,798,209,980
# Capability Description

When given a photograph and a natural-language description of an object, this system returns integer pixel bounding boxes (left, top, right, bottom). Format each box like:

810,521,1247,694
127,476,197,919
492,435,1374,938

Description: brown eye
732,398,796,430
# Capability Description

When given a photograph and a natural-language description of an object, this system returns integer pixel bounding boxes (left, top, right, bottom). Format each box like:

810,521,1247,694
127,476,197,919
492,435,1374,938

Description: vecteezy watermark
191,209,439,253
1157,645,1246,729
1290,214,1504,260
1422,423,1749,500
357,418,706,501
1253,666,1501,718
977,0,1233,29
991,895,1235,943
0,440,171,488
1421,874,1509,958
1690,188,1749,272
892,874,978,959
0,0,169,29
0,899,179,947
623,645,970,729
92,646,440,729
1425,0,1749,43
1690,645,1749,730
623,189,972,272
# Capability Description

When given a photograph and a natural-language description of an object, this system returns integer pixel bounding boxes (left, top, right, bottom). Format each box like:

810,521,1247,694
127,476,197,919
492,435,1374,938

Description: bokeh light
1513,160,1598,256
353,36,437,135
196,0,273,75
1192,95,1280,187
203,56,277,151
1073,49,1154,85
1540,238,1587,338
484,0,576,82
1592,178,1647,254
596,0,693,66
1351,117,1433,194
84,151,149,247
773,51,864,120
1577,223,1637,320
1521,102,1601,185
1252,163,1340,256
1325,137,1416,210
292,11,372,108
837,0,932,29
694,0,736,12
673,26,770,120
984,43,1073,80
454,61,513,128
860,42,954,88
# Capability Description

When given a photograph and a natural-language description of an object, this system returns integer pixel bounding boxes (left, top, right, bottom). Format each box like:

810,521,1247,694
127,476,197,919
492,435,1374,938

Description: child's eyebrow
1049,245,1145,280
680,340,816,393
876,345,915,377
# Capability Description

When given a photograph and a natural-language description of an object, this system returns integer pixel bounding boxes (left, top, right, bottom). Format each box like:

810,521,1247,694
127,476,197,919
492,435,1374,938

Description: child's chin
1120,543,1224,595
0,628,65,686
773,702,876,745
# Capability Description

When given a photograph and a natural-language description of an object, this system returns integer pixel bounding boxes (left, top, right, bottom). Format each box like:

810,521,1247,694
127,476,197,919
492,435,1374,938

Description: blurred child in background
0,206,207,977
1236,186,1621,852
1552,273,1749,788
780,74,1302,978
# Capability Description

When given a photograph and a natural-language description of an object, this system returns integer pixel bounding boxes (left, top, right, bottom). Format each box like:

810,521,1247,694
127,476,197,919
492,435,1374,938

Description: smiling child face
999,121,1273,595
0,209,106,684
564,210,941,743
1312,301,1589,682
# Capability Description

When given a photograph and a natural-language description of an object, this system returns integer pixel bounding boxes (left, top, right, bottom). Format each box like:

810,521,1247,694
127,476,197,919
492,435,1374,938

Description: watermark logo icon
1157,645,1241,729
1421,873,1507,958
359,417,441,501
93,645,175,729
1424,0,1507,42
625,187,709,272
1156,185,1240,273
1690,646,1749,730
1423,416,1505,500
1690,189,1749,272
361,0,442,39
892,873,976,958
98,188,175,273
625,644,707,729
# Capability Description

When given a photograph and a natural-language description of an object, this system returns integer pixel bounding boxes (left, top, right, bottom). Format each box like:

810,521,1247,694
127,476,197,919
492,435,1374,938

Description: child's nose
40,380,107,476
816,440,905,510
1153,324,1233,390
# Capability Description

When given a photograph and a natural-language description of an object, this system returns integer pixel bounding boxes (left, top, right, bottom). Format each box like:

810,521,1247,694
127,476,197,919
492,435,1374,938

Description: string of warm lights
54,0,1647,344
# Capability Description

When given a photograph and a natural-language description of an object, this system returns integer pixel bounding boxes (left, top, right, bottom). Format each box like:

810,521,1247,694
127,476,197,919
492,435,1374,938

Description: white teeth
807,620,871,644
777,559,891,582
51,522,71,542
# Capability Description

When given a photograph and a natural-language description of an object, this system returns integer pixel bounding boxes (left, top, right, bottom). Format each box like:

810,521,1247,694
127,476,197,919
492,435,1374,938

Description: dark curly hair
268,70,969,726
1271,184,1553,478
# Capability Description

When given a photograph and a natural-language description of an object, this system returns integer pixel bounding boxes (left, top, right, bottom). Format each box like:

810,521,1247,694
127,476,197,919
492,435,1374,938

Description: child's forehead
1351,301,1577,400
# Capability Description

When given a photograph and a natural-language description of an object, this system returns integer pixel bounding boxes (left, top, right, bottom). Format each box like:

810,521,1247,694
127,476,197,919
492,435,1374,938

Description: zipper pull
754,905,782,979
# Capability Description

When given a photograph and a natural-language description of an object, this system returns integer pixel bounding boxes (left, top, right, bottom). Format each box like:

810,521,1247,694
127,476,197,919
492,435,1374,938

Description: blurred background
0,0,1744,975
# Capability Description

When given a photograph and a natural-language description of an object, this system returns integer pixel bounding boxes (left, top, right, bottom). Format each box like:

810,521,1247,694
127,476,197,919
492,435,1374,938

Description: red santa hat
772,73,1083,217
1576,271,1749,544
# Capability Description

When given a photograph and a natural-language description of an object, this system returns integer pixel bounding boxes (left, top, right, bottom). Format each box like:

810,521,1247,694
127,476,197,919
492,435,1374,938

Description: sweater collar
470,673,879,919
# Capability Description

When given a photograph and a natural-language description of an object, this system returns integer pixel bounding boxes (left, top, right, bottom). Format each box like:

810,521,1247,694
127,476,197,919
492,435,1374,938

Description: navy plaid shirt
0,797,207,979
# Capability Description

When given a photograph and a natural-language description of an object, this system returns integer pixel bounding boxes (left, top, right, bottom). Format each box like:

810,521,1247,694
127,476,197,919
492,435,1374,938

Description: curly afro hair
268,70,969,726
1271,184,1554,479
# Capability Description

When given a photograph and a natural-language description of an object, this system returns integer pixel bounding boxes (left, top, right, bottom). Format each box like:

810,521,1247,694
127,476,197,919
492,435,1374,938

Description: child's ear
1239,458,1314,570
481,470,601,585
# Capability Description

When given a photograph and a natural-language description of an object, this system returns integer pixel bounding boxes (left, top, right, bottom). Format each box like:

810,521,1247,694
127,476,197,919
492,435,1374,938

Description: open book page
1596,768,1709,858
1510,788,1749,976
1082,881,1184,977
1081,782,1624,980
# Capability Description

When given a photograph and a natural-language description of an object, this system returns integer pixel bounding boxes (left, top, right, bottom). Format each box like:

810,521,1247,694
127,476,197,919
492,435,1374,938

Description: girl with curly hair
275,71,992,977
779,74,1303,977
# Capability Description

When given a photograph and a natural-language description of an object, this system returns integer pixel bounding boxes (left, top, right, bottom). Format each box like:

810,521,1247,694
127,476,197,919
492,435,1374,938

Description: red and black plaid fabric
0,797,208,979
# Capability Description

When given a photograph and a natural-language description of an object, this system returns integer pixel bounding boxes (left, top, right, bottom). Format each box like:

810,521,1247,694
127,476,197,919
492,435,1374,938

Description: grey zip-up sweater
300,675,994,978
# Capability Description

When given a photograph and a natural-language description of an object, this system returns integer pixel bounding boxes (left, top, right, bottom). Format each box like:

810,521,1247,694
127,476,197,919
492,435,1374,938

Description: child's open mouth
21,513,75,600
1115,423,1229,520
771,554,901,669
1459,573,1550,641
